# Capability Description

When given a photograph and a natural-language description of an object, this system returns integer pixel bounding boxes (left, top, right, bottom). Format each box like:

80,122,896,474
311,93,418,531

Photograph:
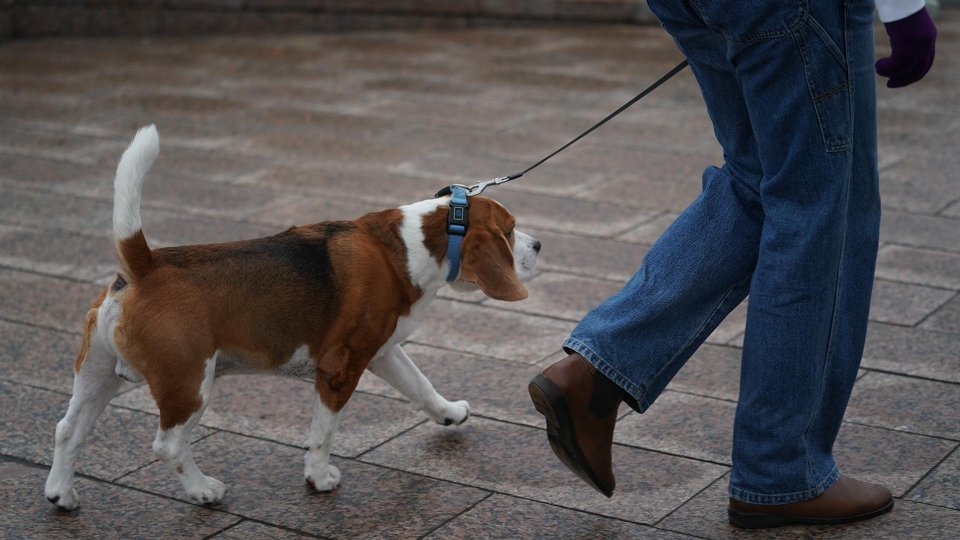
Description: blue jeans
564,0,880,504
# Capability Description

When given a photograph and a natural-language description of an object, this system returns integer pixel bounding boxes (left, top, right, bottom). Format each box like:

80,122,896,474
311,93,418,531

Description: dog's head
447,195,540,301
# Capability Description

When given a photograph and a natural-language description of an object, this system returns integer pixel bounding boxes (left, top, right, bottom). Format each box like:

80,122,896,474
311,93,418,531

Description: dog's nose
533,240,542,252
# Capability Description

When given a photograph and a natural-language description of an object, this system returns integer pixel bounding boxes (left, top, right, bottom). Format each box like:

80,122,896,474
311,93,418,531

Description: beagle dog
45,126,540,509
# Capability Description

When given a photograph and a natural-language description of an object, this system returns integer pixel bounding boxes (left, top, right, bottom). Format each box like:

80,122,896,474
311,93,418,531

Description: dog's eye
505,228,514,239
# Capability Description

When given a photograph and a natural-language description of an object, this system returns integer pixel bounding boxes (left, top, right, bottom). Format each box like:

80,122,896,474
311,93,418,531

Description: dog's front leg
366,344,470,426
304,394,343,491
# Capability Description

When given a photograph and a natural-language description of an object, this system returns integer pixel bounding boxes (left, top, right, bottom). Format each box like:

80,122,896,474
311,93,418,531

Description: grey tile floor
1,12,958,539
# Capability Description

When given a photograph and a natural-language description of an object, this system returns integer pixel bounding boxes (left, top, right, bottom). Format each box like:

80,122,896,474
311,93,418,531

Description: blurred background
1,1,958,539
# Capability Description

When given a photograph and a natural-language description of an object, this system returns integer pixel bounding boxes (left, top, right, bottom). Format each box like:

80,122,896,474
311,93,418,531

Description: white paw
305,464,341,492
430,399,471,426
185,476,227,505
46,487,80,511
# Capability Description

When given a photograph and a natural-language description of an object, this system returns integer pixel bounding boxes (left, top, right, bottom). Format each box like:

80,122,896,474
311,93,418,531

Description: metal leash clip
434,176,513,198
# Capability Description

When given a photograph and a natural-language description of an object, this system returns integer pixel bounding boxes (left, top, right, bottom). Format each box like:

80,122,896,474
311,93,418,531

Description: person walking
529,0,937,529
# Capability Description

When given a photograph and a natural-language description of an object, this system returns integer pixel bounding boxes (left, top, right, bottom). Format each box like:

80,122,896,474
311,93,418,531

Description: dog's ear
460,227,528,302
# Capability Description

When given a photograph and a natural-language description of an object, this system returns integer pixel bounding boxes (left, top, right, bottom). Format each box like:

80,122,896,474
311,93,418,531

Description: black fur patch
110,274,127,292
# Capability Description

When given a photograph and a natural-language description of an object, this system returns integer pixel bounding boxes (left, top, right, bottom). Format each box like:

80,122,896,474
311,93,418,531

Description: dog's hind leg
151,356,225,504
45,334,123,510
367,344,470,426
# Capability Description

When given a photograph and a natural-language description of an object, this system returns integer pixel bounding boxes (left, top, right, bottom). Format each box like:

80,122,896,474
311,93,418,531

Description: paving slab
390,152,609,198
361,416,729,524
618,212,677,244
0,461,240,539
666,344,743,402
660,475,960,540
875,245,960,290
869,279,957,326
0,320,84,394
862,323,960,383
210,521,312,539
425,494,691,539
845,372,960,440
408,299,575,364
0,380,212,482
523,227,650,282
0,269,103,334
919,293,960,335
878,157,960,214
0,224,115,282
118,431,489,540
615,391,957,497
484,271,624,322
880,210,960,253
907,448,960,511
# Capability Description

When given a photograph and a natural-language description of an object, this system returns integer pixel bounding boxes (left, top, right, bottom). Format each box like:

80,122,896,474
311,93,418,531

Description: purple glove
875,7,937,88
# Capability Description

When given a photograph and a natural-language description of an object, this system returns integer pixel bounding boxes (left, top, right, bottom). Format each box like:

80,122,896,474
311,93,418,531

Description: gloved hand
875,7,937,88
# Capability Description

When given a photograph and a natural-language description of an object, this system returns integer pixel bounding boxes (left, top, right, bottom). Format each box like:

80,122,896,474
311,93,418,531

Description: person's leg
726,0,882,509
531,0,766,497
561,7,765,415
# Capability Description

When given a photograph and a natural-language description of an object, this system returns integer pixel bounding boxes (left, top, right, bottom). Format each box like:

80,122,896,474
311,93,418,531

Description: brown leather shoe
528,353,624,497
728,476,894,528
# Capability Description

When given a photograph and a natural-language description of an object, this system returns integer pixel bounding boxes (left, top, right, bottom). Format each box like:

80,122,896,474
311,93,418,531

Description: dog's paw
46,487,80,511
305,464,341,492
185,475,227,505
431,399,471,426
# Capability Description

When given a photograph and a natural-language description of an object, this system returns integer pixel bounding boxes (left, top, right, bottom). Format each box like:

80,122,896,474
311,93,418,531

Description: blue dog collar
443,186,469,282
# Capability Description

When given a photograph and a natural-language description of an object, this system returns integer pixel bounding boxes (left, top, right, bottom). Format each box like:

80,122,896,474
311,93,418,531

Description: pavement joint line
352,417,431,460
866,274,960,293
1,170,671,244
416,492,494,539
858,366,960,387
402,339,561,367
351,453,668,528
0,262,108,287
901,443,960,501
883,241,960,257
0,452,249,531
652,472,730,529
0,315,82,337
911,290,960,329
200,519,247,540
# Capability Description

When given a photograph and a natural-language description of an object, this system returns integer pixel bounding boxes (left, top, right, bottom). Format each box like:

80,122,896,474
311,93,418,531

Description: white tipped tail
113,125,159,279
114,125,159,241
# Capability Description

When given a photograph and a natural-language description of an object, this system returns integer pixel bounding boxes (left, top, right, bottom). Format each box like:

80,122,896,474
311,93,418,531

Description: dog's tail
113,125,159,281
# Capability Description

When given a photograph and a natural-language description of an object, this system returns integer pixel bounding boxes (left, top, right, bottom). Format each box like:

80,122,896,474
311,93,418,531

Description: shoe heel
528,374,561,427
728,509,785,529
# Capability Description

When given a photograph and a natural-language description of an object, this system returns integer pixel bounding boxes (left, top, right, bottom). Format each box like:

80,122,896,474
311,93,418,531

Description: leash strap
441,59,690,198
444,186,469,281
504,59,689,183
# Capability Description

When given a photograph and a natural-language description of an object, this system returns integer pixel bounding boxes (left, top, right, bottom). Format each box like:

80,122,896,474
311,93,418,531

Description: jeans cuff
728,466,841,505
562,337,649,412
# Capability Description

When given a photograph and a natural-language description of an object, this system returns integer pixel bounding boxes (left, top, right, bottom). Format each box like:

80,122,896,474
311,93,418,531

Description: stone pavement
1,11,959,540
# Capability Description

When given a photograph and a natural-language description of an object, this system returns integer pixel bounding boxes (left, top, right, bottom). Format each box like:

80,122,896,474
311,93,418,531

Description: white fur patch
113,125,159,240
398,197,449,289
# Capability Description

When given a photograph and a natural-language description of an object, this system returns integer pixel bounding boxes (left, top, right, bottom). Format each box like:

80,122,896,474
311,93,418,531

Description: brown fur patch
112,210,425,429
421,206,448,265
424,196,525,300
117,230,152,279
74,288,108,373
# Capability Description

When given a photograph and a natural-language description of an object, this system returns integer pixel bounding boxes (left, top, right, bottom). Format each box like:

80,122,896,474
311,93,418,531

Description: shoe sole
528,374,613,498
728,498,895,529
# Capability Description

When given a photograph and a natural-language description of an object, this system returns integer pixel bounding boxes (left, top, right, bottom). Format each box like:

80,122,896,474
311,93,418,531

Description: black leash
438,59,689,198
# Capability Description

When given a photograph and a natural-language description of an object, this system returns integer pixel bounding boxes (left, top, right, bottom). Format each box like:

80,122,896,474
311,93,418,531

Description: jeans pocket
795,16,852,152
689,0,808,43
